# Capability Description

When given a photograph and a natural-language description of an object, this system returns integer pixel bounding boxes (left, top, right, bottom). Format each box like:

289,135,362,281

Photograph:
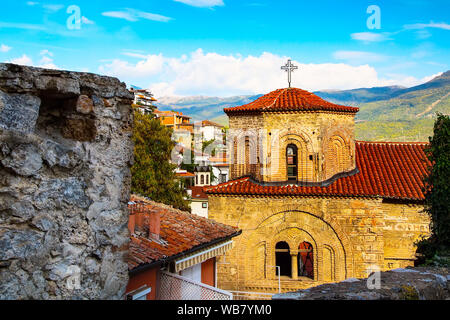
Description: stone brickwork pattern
0,63,134,299
208,195,430,294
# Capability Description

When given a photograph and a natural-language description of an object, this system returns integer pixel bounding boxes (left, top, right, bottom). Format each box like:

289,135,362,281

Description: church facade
206,87,431,293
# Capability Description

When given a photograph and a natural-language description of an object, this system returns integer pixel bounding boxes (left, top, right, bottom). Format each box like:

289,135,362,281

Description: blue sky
0,0,449,96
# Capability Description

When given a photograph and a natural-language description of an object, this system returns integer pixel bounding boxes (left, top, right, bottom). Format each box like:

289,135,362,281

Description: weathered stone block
0,91,41,134
0,63,133,300
1,144,43,176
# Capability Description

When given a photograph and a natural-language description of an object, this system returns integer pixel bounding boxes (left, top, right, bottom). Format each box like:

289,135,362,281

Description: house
154,109,194,133
206,87,431,294
125,195,241,300
194,120,226,155
208,154,229,185
190,186,209,218
130,88,157,114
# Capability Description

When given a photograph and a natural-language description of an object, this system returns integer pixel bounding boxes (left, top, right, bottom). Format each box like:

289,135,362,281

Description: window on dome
286,144,298,181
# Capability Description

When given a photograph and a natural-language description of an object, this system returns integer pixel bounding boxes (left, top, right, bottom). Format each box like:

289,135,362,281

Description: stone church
206,86,431,294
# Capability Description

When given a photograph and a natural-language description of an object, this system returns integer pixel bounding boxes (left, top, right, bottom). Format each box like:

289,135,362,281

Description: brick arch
271,227,319,281
229,129,260,179
277,131,315,182
322,126,354,179
243,209,354,283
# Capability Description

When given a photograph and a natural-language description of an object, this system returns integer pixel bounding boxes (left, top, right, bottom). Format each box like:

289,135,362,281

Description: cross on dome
281,59,298,88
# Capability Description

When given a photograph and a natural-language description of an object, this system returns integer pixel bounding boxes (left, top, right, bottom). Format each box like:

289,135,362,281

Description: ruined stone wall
208,194,429,294
0,64,134,299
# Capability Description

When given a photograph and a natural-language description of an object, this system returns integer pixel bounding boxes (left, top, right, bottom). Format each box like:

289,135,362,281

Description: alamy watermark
66,5,82,30
367,5,381,30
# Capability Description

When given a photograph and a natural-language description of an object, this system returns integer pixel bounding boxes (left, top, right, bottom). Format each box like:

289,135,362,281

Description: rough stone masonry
0,63,134,299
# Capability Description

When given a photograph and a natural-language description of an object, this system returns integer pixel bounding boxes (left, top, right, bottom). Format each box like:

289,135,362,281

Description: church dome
224,88,359,114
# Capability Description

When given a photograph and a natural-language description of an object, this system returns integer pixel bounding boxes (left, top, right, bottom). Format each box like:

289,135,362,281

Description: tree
131,107,189,211
416,113,450,265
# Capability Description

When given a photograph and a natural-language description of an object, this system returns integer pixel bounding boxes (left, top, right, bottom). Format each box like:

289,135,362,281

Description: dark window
202,202,207,208
298,242,314,279
206,174,209,185
220,174,227,183
286,144,298,181
275,241,291,277
200,175,204,185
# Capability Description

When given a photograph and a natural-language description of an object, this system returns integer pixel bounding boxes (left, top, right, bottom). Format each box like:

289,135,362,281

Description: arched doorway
275,241,291,277
286,144,298,181
298,242,314,279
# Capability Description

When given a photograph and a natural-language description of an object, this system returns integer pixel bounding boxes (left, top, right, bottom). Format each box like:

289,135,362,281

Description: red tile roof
128,196,240,271
205,141,430,201
191,186,208,200
194,120,224,128
175,171,195,178
224,88,359,115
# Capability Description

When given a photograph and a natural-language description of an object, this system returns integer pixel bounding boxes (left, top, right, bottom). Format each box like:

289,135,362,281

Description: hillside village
0,62,448,302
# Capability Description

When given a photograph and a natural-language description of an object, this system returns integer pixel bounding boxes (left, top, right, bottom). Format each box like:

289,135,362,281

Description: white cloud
42,4,64,13
82,16,95,25
98,49,440,97
38,49,58,69
122,51,150,59
7,50,59,69
404,21,450,31
333,51,387,64
102,9,172,22
40,49,53,57
0,22,46,31
26,1,39,6
8,54,33,66
174,0,225,8
351,32,392,42
99,54,165,78
0,44,12,53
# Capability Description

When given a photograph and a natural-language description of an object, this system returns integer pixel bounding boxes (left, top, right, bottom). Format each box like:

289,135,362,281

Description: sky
0,0,449,97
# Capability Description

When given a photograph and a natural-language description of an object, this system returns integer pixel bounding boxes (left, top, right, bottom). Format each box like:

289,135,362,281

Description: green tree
416,113,450,265
131,107,189,211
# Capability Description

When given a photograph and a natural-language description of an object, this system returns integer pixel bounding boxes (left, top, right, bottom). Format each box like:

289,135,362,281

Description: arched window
286,144,298,181
206,174,209,185
298,242,314,279
275,241,291,277
195,175,198,185
200,174,204,185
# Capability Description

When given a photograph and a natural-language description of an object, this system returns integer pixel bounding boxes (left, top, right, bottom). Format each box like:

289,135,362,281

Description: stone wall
0,63,134,299
272,267,449,300
208,194,430,294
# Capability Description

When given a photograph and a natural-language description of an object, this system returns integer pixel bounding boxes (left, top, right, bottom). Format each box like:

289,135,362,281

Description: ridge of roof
205,142,430,201
224,87,359,114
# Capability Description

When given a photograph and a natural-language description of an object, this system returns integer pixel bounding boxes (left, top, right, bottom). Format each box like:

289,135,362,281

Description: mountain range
155,71,450,141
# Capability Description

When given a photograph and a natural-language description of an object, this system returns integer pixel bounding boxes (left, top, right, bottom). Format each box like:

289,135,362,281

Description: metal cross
281,59,298,88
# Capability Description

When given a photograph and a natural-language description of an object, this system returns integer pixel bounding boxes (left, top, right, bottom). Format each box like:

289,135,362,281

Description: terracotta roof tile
128,196,240,271
205,141,430,201
190,186,208,199
224,88,359,114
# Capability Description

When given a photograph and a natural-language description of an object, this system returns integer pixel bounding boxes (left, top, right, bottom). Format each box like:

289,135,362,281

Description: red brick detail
205,141,430,201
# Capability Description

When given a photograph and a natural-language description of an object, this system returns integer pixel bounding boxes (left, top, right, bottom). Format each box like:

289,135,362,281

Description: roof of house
224,88,359,115
175,171,195,178
205,141,430,201
191,186,208,200
128,195,240,271
154,109,192,118
194,120,224,128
